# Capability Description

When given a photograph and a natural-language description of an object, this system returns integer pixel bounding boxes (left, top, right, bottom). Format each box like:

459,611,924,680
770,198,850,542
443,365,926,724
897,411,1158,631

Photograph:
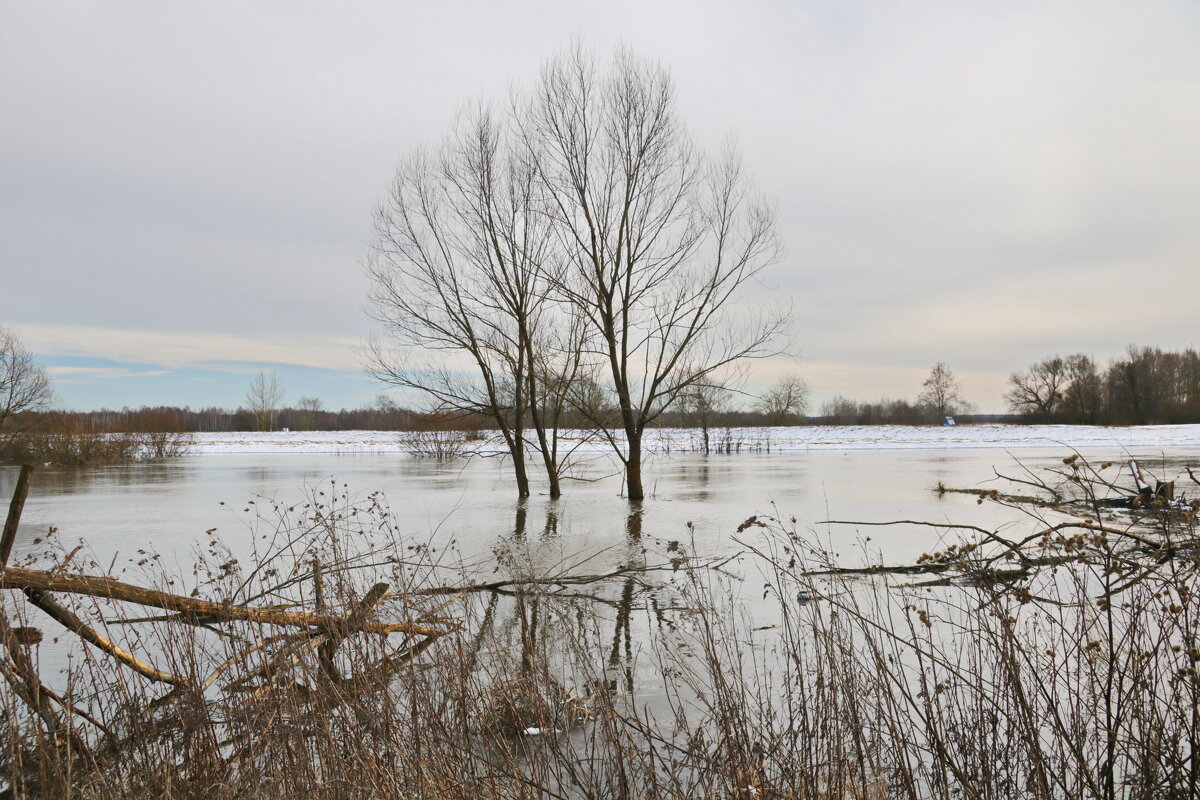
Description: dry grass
1,457,1198,799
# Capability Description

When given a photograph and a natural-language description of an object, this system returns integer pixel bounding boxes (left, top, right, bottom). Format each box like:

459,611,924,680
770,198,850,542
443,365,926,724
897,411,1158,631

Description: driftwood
802,456,1199,596
0,464,469,767
22,587,189,686
0,567,445,638
0,565,457,710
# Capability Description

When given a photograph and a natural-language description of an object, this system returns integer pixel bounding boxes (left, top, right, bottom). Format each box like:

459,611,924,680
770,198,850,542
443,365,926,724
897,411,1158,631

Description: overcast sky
3,1,1198,413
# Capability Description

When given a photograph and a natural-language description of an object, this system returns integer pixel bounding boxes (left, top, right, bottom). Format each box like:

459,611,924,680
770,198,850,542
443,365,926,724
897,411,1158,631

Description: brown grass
1,458,1197,799
2,412,191,466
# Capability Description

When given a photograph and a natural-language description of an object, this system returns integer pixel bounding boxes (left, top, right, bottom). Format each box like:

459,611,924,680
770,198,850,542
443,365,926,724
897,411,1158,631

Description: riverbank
183,423,1200,455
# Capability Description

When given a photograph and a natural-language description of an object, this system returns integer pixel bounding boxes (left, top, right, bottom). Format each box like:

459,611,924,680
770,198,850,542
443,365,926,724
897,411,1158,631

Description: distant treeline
8,404,1021,438
808,402,1015,427
12,403,435,434
1006,346,1200,425
14,346,1196,438
11,404,827,434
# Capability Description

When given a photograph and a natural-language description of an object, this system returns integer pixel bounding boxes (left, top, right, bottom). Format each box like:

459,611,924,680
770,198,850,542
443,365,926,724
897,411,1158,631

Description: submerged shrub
1,411,191,466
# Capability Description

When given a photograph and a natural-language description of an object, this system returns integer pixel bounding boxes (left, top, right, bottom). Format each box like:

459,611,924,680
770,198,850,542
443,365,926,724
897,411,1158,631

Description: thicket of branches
0,408,192,466
1008,345,1200,425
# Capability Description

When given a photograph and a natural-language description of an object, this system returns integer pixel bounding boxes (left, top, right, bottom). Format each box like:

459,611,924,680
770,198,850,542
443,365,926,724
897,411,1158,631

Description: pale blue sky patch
40,356,376,411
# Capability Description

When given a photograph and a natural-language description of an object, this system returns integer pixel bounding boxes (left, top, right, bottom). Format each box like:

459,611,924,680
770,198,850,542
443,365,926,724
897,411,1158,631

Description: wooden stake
1,463,34,568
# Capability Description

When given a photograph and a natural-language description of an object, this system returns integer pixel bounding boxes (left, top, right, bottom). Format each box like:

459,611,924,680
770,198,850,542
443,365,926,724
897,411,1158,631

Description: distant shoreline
179,423,1200,456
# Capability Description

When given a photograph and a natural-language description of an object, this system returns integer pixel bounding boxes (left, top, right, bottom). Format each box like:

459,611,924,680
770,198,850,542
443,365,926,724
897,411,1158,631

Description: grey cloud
2,0,1197,411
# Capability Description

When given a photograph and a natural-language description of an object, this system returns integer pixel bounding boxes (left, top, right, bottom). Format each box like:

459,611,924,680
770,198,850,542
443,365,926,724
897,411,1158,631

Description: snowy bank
185,424,1200,455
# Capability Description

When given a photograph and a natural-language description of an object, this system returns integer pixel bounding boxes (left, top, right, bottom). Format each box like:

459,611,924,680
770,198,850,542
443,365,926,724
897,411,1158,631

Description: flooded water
3,443,1199,718
4,445,1195,574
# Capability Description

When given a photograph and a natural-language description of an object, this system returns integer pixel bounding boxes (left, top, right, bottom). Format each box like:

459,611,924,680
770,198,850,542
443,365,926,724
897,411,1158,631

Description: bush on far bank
0,408,192,466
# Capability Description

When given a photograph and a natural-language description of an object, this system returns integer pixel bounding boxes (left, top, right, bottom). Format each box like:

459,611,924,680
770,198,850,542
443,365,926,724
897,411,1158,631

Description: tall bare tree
0,326,52,447
366,105,578,497
520,47,788,500
245,369,283,432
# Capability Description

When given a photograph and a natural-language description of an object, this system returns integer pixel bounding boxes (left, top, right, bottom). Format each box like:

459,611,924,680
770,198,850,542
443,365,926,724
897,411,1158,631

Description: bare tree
1006,356,1068,421
1106,345,1177,426
820,395,860,425
245,370,283,432
366,104,577,498
918,362,974,421
294,396,325,431
520,46,788,500
757,375,809,426
678,383,730,454
1061,353,1104,424
0,326,53,447
1013,346,1200,425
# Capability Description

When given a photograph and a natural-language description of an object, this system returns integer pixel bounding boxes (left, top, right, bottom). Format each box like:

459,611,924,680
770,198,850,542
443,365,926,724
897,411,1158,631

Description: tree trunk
527,385,561,498
626,434,644,501
512,445,530,498
495,416,531,499
0,568,442,636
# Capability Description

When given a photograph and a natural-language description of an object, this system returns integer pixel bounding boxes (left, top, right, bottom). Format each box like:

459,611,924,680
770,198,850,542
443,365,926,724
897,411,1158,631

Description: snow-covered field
186,424,1200,455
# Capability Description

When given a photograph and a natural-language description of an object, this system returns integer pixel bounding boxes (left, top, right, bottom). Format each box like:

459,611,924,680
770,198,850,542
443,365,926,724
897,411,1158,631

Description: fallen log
23,588,190,686
0,567,451,638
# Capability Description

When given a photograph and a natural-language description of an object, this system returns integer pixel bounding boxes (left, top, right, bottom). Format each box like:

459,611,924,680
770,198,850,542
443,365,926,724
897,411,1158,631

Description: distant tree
918,362,974,422
1102,345,1200,425
245,370,283,432
127,407,186,433
678,384,730,454
1006,356,1068,421
757,375,809,426
0,326,53,447
1177,349,1200,422
294,396,324,431
368,394,415,430
559,375,619,431
1061,354,1105,424
816,395,927,426
1106,346,1172,425
820,395,859,425
373,394,402,418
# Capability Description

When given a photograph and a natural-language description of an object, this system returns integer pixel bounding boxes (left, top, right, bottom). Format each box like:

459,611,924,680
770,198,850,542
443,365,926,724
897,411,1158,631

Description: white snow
522,727,558,736
183,424,1200,455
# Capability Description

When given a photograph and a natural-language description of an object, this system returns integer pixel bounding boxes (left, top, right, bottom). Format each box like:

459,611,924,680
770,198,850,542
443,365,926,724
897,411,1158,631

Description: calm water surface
5,446,1193,572
3,446,1197,698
